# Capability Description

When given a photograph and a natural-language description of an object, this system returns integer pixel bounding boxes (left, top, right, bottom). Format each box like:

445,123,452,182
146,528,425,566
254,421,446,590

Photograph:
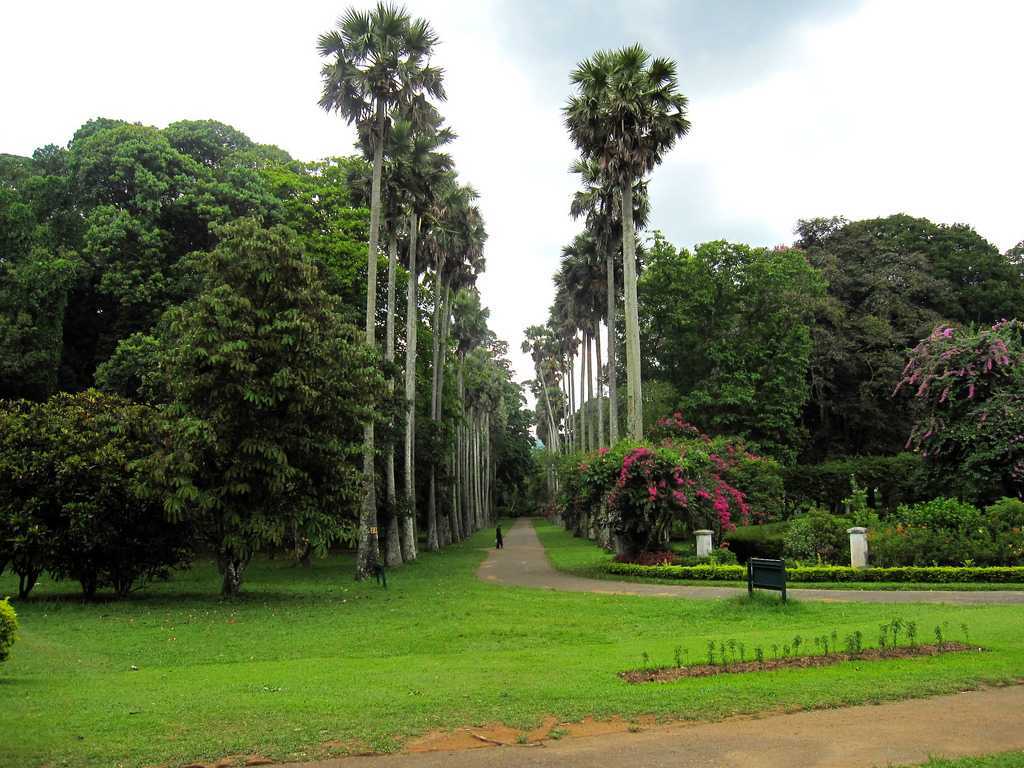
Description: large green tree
151,219,381,595
638,235,825,460
797,214,1024,457
318,2,444,576
565,45,690,440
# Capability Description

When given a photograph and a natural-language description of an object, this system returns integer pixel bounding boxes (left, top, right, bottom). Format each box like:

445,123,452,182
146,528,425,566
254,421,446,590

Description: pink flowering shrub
896,320,1024,500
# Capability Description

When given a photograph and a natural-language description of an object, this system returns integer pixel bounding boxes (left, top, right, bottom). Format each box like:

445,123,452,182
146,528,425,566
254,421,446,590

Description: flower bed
621,643,979,683
605,562,1024,583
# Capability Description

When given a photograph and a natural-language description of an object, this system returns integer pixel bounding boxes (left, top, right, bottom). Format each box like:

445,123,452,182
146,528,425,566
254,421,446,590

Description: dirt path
278,685,1024,768
476,517,1024,604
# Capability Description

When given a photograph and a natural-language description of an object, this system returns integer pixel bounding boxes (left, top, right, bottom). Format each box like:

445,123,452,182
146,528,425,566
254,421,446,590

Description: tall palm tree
570,158,649,446
452,288,490,536
421,179,485,549
396,119,455,561
522,324,562,456
318,2,445,578
565,45,690,440
558,233,606,449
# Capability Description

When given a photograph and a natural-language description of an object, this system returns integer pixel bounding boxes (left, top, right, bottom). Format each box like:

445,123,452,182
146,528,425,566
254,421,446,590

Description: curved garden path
477,518,1024,604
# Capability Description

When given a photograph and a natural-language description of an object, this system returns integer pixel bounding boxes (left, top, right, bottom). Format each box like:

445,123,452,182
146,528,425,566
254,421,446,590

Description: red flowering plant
603,440,751,559
895,320,1024,500
652,412,784,522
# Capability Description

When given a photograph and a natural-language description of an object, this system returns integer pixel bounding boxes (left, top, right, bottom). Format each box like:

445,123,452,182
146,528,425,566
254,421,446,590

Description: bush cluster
0,391,193,598
605,561,1024,584
870,497,1024,567
557,414,783,558
0,598,16,663
783,510,849,563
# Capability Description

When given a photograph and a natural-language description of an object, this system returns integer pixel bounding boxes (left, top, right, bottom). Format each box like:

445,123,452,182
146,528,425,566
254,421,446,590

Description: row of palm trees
318,3,502,577
526,44,691,464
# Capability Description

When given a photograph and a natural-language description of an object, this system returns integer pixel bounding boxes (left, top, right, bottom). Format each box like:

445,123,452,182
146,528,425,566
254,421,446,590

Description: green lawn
537,520,1024,591
908,754,1024,768
3,521,1024,768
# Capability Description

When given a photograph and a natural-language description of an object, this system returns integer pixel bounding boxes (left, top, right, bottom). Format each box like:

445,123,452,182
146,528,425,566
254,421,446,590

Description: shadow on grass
724,591,812,614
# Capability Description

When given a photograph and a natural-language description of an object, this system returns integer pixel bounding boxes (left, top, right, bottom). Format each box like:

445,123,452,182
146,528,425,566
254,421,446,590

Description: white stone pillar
695,529,714,558
848,527,868,568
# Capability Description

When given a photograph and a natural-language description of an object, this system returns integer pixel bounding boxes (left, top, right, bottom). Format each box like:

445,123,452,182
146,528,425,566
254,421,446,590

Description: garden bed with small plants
623,619,982,683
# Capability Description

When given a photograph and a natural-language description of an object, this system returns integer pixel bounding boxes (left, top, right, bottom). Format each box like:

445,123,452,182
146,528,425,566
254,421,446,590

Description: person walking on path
495,524,504,549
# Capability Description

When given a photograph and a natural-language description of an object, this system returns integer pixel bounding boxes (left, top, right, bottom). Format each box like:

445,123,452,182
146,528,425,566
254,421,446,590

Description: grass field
537,520,1024,591
909,754,1024,768
2,520,1024,768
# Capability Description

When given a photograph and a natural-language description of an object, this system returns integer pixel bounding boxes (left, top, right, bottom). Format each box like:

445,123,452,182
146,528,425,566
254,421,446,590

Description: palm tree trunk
606,243,619,445
621,178,644,440
578,336,587,453
383,235,402,567
483,409,491,524
427,273,443,552
595,318,604,448
586,331,594,452
401,212,419,562
568,360,576,451
537,364,559,453
439,285,452,546
357,102,385,580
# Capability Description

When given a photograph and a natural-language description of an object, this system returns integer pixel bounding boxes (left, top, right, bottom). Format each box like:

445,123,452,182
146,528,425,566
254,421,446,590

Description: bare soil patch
621,642,981,683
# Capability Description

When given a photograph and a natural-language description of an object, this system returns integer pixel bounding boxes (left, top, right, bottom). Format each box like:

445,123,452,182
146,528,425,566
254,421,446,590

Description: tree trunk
217,552,246,596
621,178,644,440
383,235,402,567
578,336,587,453
586,331,594,452
356,101,385,579
439,285,452,546
537,364,559,453
568,360,576,451
606,243,619,445
595,318,605,448
18,569,40,600
401,212,419,562
427,274,442,552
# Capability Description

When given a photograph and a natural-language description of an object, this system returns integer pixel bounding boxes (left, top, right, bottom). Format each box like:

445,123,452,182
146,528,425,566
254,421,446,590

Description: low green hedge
605,562,1024,584
723,522,789,562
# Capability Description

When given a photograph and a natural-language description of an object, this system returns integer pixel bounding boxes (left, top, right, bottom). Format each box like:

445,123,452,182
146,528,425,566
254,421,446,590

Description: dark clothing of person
496,526,504,549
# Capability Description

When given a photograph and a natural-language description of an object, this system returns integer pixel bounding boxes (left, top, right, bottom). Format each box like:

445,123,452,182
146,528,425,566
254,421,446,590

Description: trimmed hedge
781,453,933,513
605,562,1024,584
723,522,788,562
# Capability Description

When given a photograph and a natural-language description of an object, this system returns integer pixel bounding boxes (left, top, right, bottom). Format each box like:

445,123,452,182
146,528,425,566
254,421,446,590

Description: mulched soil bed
621,643,980,683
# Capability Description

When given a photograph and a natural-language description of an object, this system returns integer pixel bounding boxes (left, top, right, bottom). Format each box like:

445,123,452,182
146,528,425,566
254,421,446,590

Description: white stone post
848,527,868,568
695,529,714,558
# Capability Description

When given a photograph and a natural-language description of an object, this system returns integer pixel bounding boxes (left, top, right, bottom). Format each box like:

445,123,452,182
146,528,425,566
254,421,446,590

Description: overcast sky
4,0,1023,389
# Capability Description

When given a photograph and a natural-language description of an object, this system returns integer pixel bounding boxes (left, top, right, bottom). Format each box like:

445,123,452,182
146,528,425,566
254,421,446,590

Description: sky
3,0,1023,390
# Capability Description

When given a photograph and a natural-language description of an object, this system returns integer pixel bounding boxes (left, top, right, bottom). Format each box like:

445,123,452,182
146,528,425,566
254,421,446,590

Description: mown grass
909,754,1024,768
2,520,1024,768
536,520,1024,591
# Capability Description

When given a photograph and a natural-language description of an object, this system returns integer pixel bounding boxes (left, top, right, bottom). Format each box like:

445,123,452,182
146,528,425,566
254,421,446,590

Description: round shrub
894,497,982,531
986,497,1024,532
783,510,849,564
0,598,17,663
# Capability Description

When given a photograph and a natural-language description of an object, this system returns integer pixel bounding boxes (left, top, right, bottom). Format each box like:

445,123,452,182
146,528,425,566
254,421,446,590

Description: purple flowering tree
896,320,1024,500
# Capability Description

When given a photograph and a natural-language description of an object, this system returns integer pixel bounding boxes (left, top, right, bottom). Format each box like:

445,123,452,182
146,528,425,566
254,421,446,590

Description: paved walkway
477,517,1024,604
279,685,1024,768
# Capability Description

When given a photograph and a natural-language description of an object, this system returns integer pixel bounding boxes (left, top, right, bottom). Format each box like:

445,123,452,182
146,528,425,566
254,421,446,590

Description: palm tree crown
564,44,690,185
318,3,445,136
